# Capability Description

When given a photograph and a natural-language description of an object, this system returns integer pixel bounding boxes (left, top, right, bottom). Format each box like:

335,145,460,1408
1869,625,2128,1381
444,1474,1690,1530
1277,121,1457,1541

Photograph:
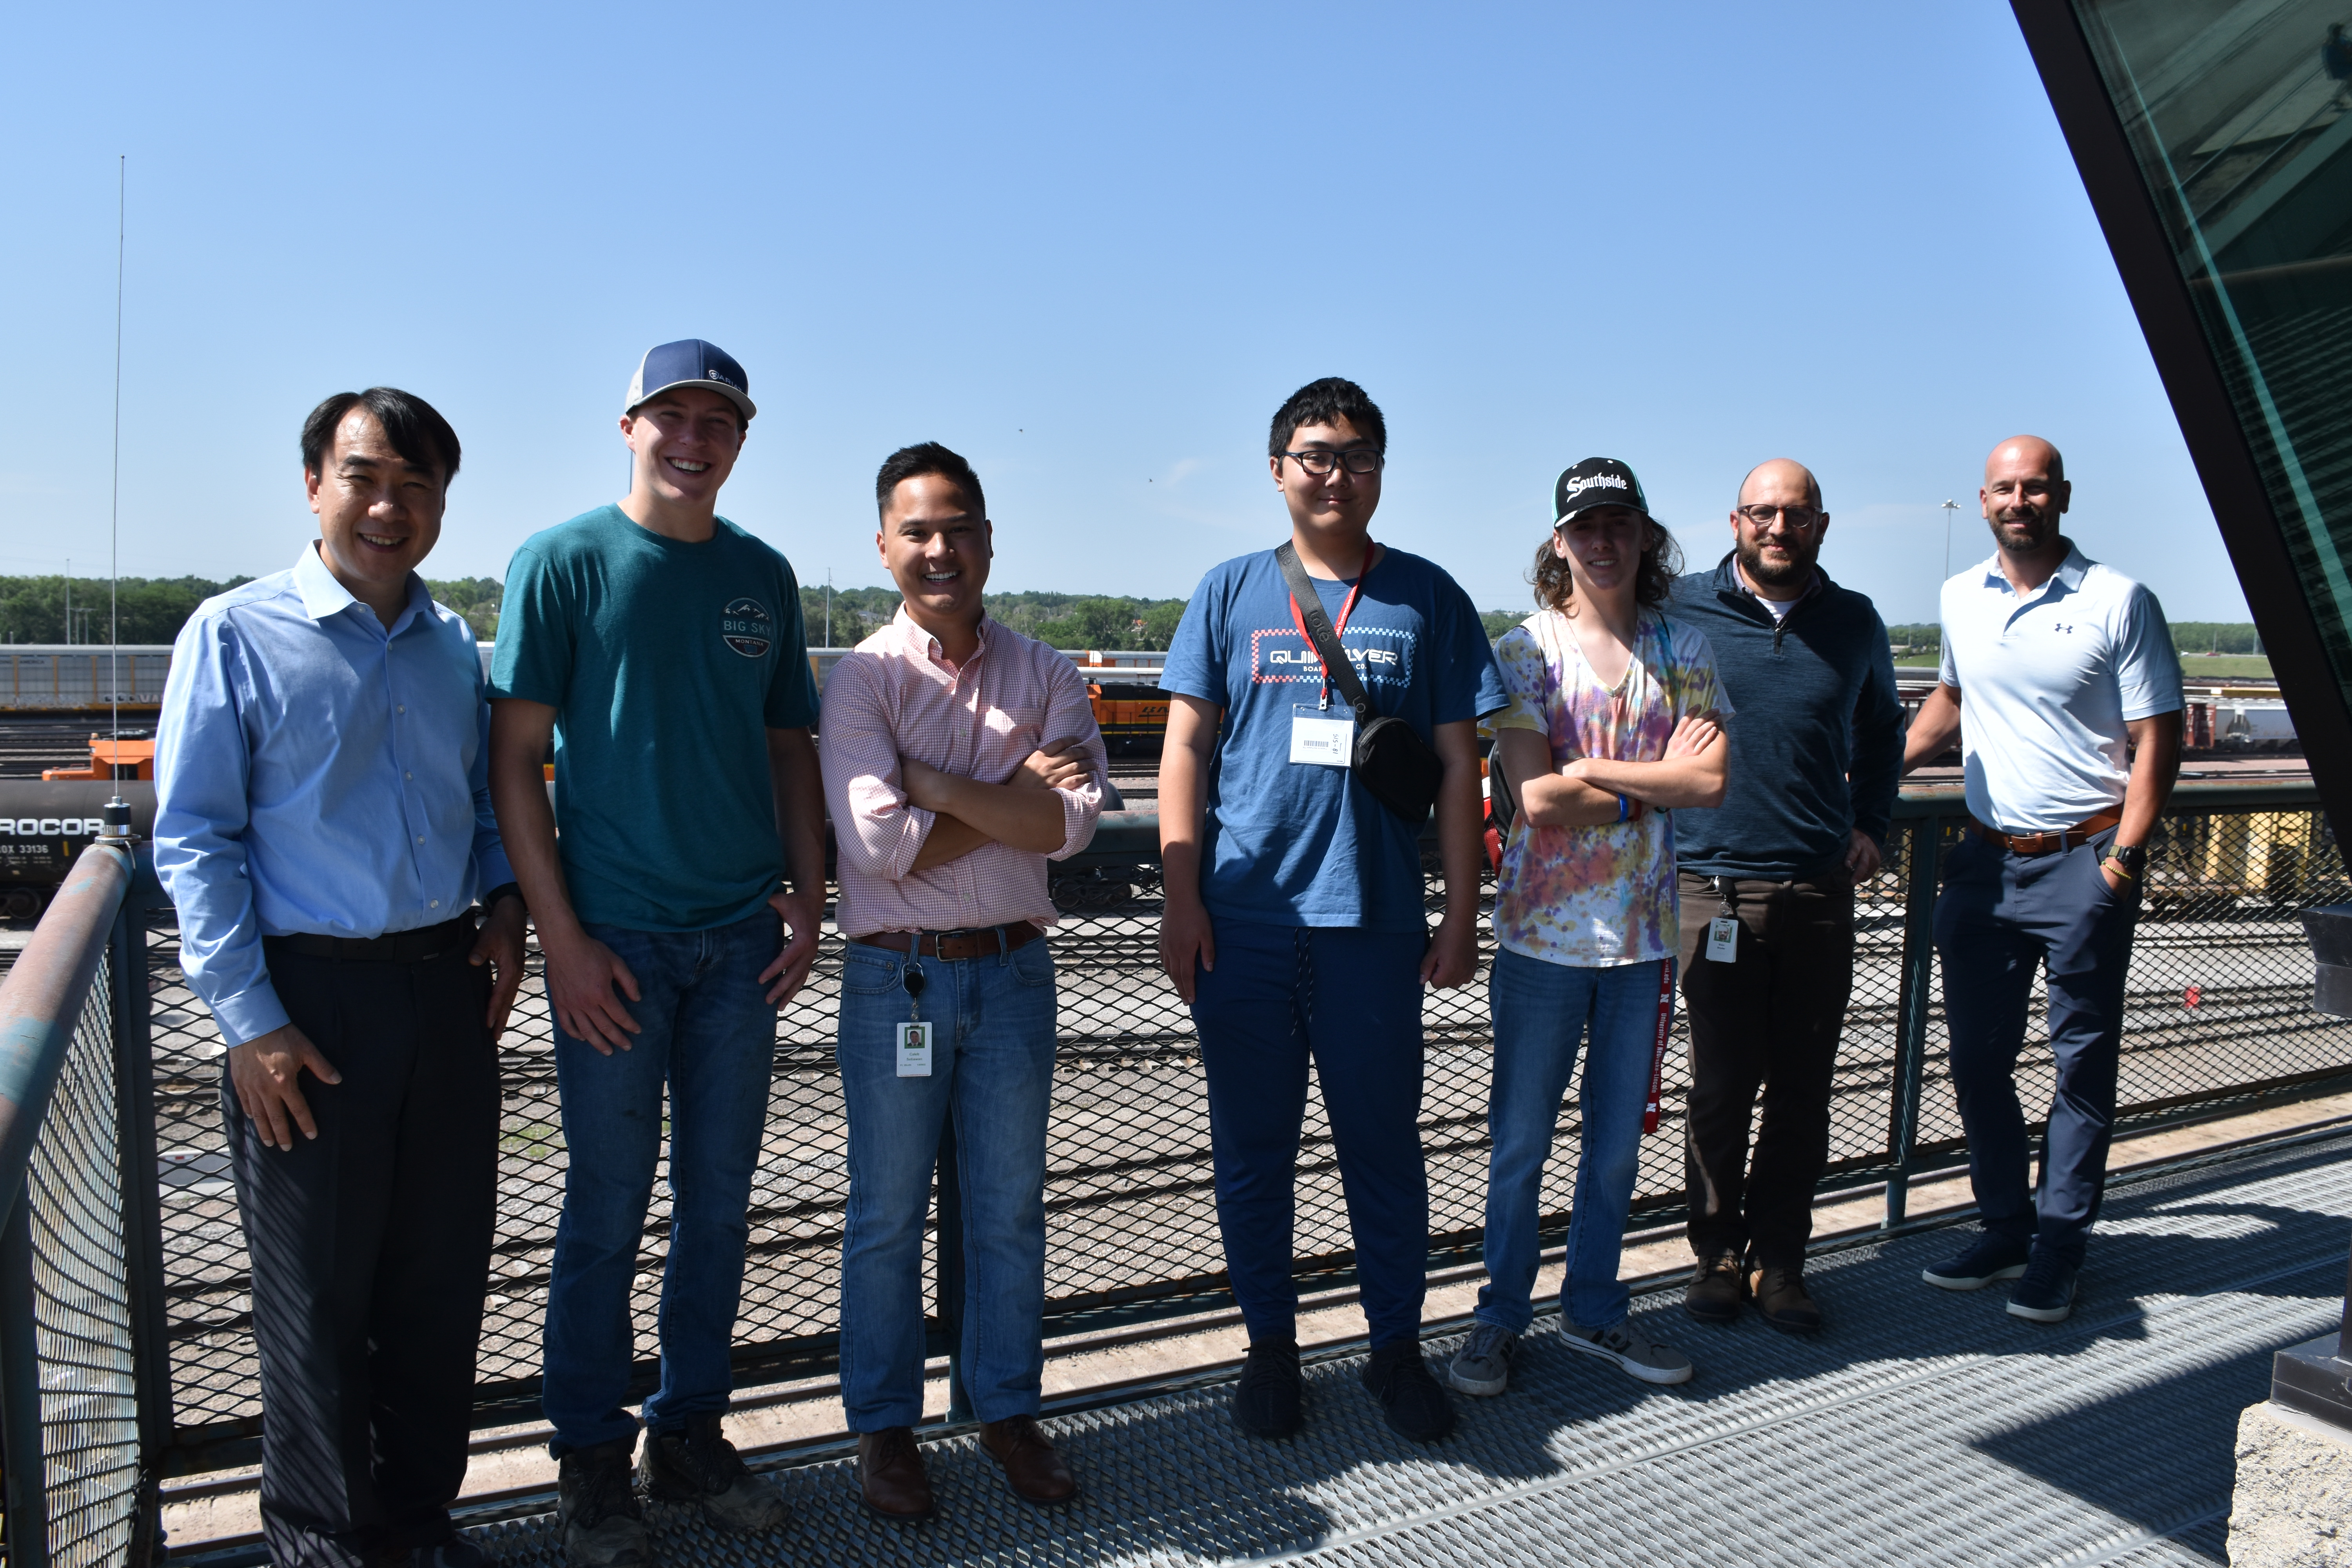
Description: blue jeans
1477,946,1663,1334
541,910,780,1454
1935,828,2140,1267
836,937,1058,1430
1190,920,1431,1348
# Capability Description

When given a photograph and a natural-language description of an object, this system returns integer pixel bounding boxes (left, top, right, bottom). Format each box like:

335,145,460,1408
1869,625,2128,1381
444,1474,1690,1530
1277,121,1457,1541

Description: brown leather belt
852,921,1044,960
1970,808,2123,857
264,914,475,963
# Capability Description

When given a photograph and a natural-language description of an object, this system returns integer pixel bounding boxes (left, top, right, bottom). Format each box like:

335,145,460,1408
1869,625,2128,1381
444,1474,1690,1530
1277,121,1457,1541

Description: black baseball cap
1553,457,1651,526
625,339,756,422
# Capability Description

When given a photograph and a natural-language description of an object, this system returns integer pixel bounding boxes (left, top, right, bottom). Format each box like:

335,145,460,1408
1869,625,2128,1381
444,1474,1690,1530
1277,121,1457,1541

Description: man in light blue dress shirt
156,388,526,1568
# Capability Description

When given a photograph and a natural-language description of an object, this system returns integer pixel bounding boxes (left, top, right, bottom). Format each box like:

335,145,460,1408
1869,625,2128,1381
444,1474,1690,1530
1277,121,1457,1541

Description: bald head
1985,435,2063,485
1738,458,1822,510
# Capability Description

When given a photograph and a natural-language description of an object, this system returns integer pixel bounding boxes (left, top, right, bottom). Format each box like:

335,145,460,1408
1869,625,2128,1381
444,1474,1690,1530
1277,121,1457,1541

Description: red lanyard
1286,541,1374,700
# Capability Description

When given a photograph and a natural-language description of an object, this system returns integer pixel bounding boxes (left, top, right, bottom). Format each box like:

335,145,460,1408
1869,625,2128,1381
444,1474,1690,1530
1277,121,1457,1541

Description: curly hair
1530,513,1682,613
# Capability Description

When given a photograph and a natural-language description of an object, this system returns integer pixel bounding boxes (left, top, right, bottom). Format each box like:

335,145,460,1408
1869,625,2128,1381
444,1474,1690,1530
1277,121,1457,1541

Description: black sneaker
1920,1232,2032,1291
2006,1252,2079,1323
641,1412,787,1533
1233,1338,1303,1438
1360,1340,1456,1443
1684,1253,1747,1324
556,1439,648,1568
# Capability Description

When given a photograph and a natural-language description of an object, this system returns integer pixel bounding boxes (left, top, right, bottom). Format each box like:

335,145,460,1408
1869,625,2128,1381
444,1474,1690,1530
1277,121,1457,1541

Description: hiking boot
1233,1338,1303,1438
2007,1252,2079,1323
1562,1318,1695,1385
978,1414,1078,1506
1361,1339,1456,1441
853,1427,933,1523
1446,1322,1518,1397
1683,1254,1747,1325
557,1439,649,1568
640,1412,787,1534
1748,1262,1824,1334
1921,1232,2031,1291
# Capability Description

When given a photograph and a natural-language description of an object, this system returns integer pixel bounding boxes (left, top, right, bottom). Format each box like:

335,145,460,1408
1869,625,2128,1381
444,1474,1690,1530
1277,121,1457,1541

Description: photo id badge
895,1021,934,1077
1706,915,1739,963
1290,705,1353,767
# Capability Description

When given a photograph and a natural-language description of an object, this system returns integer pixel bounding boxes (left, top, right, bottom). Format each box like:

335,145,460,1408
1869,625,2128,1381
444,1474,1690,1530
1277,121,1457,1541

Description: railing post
935,1120,971,1424
113,894,170,1564
1886,815,1946,1229
0,1184,49,1568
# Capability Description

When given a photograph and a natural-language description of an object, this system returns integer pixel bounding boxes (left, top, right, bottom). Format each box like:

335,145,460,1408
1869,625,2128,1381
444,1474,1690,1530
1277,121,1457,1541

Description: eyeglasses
1737,503,1825,532
1282,448,1384,476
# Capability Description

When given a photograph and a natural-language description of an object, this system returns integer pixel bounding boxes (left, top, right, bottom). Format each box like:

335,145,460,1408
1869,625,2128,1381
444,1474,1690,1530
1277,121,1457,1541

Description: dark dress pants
223,936,501,1568
1932,828,2139,1268
1676,870,1855,1268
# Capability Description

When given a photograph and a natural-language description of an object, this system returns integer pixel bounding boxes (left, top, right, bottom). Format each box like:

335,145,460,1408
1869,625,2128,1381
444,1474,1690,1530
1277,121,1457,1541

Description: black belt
851,922,1044,960
264,914,475,963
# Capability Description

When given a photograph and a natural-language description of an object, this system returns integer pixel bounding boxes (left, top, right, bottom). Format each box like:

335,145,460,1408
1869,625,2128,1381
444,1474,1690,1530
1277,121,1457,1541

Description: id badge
1290,705,1353,767
895,1021,934,1077
1706,916,1739,963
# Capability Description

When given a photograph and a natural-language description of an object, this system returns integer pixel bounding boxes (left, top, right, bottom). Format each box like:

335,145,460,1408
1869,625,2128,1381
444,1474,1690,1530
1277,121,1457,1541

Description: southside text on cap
1554,457,1650,526
625,339,756,423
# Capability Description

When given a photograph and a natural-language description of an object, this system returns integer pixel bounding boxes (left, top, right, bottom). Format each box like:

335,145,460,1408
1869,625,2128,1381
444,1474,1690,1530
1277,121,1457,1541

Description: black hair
1532,510,1683,613
300,388,461,483
875,441,986,519
1267,377,1388,458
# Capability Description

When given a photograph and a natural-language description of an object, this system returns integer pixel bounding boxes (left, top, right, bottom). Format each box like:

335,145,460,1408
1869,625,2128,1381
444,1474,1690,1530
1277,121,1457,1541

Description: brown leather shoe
1749,1263,1825,1334
977,1414,1078,1506
855,1427,933,1523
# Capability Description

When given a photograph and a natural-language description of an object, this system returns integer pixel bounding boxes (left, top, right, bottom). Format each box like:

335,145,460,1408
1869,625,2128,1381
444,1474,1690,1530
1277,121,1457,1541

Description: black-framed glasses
1737,503,1826,531
1282,448,1384,476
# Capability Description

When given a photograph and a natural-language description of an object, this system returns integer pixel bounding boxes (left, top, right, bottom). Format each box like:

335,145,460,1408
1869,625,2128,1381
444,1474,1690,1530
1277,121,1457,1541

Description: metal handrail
0,844,132,1224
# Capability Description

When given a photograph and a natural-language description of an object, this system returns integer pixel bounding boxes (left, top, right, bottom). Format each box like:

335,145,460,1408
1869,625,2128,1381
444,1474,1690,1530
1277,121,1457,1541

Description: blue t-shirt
490,505,820,931
1160,544,1506,932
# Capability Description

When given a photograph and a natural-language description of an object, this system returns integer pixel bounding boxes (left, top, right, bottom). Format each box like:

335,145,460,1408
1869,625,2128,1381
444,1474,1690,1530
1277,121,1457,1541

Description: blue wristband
1616,793,1629,823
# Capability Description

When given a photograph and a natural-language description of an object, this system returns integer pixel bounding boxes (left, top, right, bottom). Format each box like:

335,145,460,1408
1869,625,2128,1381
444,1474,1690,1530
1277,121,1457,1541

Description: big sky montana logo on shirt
721,598,774,659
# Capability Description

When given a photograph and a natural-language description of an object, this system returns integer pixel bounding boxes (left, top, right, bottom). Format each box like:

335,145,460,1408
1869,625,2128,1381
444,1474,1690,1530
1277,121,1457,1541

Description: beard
1737,532,1819,592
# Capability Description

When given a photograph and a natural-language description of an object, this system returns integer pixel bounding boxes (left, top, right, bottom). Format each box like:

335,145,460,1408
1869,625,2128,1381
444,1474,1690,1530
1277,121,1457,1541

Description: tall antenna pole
110,155,125,749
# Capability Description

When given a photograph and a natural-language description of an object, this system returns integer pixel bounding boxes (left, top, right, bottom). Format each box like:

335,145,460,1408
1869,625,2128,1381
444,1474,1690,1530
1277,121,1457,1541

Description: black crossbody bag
1275,540,1446,825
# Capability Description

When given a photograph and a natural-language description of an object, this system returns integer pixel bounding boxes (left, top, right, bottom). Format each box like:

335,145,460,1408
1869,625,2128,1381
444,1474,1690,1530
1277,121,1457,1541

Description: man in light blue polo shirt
1902,435,2181,1325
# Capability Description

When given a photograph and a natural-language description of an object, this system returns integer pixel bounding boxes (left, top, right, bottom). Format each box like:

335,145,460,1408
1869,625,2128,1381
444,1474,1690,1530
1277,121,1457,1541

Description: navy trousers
1190,920,1431,1348
1933,827,2140,1267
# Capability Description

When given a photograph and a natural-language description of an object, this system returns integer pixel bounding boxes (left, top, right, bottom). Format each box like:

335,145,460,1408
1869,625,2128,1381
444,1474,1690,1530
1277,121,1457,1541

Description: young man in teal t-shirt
489,341,822,1568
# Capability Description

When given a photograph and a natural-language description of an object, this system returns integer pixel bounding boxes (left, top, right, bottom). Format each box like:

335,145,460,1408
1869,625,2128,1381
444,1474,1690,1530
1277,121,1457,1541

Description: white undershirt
1755,591,1799,623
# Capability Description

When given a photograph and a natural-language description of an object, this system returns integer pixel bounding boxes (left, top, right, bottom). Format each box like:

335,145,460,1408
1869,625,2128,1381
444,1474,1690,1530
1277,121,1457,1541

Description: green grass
1893,652,2274,678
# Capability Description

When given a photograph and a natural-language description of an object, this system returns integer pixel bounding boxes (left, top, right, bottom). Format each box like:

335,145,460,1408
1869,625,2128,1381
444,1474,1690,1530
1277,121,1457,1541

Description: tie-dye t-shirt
1487,607,1730,968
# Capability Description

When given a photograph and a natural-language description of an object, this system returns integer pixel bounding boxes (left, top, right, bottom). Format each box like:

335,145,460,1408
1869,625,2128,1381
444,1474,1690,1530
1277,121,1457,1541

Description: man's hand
1844,829,1884,882
541,926,642,1054
760,888,822,1006
468,899,529,1038
1160,894,1216,1004
1015,739,1092,791
228,1022,342,1152
1420,909,1478,988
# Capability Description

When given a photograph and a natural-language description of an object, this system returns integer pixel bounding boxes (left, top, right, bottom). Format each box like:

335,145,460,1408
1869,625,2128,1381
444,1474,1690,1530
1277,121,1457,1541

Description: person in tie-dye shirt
1447,458,1730,1403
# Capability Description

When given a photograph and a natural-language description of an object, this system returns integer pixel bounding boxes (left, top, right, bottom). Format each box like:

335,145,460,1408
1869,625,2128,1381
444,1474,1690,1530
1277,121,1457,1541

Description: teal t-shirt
490,505,819,931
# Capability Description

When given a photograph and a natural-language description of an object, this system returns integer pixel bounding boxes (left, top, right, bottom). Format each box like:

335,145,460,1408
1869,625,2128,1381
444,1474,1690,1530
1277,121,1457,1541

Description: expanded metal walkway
454,1130,2352,1567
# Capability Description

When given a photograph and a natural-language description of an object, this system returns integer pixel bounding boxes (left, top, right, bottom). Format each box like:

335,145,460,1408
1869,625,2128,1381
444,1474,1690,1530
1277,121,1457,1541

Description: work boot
1748,1261,1824,1334
556,1439,649,1568
1361,1340,1456,1442
1683,1253,1747,1325
978,1414,1078,1506
1233,1338,1304,1438
854,1427,933,1523
640,1412,788,1533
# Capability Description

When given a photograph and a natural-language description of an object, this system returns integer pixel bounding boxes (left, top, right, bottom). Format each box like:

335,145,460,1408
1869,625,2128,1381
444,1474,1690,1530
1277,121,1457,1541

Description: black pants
1676,870,1855,1268
223,938,501,1568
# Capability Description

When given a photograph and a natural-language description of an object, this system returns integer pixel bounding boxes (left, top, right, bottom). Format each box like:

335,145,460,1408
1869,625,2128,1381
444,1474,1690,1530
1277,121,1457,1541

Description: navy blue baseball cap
625,339,756,422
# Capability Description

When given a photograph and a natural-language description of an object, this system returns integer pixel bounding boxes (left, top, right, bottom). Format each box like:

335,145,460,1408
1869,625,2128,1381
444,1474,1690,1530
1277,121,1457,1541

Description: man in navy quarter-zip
1666,459,1904,1335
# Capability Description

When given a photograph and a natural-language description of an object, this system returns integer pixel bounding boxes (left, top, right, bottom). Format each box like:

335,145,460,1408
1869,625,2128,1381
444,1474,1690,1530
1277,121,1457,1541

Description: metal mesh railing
138,788,2352,1474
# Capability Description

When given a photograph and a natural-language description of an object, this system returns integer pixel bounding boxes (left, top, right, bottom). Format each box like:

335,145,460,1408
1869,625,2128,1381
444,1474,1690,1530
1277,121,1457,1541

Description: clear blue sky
0,2,2249,629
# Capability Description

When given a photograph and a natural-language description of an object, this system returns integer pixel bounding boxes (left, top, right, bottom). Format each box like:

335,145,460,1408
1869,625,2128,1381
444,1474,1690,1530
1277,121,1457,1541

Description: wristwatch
2099,844,2146,880
481,881,526,915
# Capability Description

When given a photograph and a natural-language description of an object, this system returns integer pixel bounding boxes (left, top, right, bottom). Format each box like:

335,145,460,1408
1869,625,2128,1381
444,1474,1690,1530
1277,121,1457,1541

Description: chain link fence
136,786,2352,1476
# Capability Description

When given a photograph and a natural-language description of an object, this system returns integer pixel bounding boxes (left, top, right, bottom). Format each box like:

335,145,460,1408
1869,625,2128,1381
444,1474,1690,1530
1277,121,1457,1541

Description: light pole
825,568,833,648
1941,499,1960,582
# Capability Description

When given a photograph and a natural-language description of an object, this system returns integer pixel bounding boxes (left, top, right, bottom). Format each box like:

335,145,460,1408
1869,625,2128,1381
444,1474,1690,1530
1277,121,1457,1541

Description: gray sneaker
556,1440,650,1568
641,1412,788,1534
1446,1323,1519,1397
1562,1318,1695,1385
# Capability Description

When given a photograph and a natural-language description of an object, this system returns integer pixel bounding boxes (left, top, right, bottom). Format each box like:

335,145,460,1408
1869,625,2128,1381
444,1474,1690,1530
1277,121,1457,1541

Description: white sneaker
1562,1318,1694,1385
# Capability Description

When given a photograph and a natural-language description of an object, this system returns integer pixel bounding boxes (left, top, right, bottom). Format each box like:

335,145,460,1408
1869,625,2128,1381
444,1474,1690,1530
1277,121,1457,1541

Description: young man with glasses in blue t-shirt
1158,377,1505,1444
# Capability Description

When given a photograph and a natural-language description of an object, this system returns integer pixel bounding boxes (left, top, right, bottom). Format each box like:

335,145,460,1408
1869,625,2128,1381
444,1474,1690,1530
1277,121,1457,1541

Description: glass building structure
2016,0,2352,824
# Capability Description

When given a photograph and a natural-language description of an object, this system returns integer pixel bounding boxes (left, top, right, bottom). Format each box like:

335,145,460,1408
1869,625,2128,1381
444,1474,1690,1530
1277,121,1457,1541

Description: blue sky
0,2,2247,628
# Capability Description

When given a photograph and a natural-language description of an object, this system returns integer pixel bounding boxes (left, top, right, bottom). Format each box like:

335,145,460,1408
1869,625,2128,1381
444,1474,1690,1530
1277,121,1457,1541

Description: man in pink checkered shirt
817,442,1106,1524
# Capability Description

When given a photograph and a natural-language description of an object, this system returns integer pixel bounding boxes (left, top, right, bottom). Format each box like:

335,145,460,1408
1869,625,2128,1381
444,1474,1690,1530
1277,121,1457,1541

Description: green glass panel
2073,0,2352,692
